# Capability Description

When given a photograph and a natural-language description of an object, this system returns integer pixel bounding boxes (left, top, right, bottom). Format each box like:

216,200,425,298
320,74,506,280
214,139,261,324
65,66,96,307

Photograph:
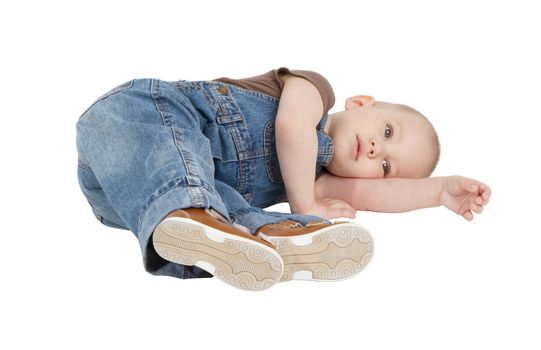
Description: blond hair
376,102,440,177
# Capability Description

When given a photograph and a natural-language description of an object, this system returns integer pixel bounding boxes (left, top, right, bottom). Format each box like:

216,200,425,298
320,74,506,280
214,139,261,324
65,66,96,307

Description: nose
367,138,382,158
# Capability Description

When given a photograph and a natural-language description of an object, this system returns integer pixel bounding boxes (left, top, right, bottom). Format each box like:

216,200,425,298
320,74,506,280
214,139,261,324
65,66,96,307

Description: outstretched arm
314,171,491,221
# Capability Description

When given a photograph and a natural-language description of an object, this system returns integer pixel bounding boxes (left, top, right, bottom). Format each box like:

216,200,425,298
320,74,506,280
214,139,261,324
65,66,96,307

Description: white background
1,0,539,349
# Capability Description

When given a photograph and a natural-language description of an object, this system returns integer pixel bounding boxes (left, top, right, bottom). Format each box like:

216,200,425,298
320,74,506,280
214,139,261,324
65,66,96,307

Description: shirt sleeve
274,67,336,116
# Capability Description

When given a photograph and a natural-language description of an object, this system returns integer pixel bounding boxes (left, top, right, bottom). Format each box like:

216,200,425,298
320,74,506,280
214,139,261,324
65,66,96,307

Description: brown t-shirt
212,67,335,116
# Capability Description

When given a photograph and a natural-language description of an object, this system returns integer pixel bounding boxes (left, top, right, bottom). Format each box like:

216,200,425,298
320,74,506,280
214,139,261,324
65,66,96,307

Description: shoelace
271,220,303,229
205,208,253,235
267,219,332,229
205,208,230,224
306,219,331,227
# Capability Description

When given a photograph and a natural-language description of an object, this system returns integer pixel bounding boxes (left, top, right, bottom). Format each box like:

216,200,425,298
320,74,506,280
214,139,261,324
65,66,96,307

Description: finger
476,196,489,206
480,183,492,200
340,202,356,212
325,198,357,218
330,199,354,209
480,189,490,205
340,209,355,219
335,209,355,219
475,196,488,206
333,202,355,213
470,204,483,214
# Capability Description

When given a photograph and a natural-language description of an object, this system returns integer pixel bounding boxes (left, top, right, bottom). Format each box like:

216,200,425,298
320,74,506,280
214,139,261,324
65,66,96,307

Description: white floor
2,1,539,349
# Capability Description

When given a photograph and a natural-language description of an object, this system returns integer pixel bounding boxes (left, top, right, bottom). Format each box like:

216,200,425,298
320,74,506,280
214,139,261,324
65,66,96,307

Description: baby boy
76,69,491,292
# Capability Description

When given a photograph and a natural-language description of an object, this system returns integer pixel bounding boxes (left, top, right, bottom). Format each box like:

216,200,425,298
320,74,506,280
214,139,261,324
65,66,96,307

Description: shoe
152,208,283,291
256,219,373,282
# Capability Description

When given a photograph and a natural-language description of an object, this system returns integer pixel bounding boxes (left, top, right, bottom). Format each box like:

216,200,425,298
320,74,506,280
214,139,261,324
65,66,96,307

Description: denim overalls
76,78,335,279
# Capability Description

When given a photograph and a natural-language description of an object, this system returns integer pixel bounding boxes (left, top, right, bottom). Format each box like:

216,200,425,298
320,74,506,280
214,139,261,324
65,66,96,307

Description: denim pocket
263,121,284,183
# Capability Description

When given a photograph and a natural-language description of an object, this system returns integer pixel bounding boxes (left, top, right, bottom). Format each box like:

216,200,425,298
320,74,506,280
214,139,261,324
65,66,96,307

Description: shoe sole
152,217,284,291
265,223,374,282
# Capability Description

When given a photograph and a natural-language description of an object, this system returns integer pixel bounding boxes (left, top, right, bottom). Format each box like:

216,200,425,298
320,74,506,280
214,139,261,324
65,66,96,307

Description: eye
382,159,391,176
384,124,393,140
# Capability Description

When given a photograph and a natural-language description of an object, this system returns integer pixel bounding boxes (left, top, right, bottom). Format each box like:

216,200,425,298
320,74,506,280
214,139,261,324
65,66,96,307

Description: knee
76,107,105,163
76,103,106,144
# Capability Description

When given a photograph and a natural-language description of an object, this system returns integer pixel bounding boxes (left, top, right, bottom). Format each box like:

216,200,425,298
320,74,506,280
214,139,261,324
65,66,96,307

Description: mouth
354,136,361,160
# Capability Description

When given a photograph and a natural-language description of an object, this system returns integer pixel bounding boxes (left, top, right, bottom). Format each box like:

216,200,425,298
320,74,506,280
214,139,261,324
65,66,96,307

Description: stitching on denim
203,82,227,116
247,154,256,205
150,81,191,179
237,156,250,194
150,79,172,126
173,80,204,91
225,83,280,103
172,127,209,184
263,121,275,156
175,80,280,103
77,158,92,170
262,121,283,183
208,85,256,195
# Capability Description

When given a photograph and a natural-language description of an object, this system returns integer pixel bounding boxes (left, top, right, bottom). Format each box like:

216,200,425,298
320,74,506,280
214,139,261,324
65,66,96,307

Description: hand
439,176,491,221
302,198,356,220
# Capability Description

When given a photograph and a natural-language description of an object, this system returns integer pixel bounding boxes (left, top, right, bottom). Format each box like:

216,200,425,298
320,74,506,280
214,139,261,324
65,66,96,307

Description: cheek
357,160,383,179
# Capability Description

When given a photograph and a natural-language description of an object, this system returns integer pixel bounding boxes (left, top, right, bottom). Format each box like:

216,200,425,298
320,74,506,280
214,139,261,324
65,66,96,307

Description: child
76,67,491,291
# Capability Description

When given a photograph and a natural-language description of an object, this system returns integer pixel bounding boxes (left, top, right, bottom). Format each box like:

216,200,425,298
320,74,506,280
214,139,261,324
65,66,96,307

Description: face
324,97,434,179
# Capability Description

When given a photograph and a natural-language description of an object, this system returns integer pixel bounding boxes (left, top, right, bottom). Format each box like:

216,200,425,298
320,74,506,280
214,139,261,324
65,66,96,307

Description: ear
345,95,375,110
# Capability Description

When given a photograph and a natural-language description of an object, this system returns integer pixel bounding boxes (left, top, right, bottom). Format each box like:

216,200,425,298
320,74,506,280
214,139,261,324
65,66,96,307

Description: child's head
324,95,440,179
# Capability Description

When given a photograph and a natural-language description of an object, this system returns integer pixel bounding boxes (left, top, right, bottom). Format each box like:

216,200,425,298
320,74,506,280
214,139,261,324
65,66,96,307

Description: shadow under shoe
152,208,284,291
256,220,374,282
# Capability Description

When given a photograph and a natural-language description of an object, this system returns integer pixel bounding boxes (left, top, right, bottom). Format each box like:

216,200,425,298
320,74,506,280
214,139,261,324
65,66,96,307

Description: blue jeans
76,78,327,279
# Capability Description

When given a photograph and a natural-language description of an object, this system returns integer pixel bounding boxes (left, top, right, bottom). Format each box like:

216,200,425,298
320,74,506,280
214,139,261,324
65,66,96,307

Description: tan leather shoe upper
256,219,349,237
165,208,276,249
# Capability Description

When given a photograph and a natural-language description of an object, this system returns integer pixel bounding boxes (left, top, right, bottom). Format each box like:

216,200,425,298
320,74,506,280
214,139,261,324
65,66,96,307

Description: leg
214,181,374,283
77,159,129,230
151,208,284,291
76,79,230,279
257,220,374,282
